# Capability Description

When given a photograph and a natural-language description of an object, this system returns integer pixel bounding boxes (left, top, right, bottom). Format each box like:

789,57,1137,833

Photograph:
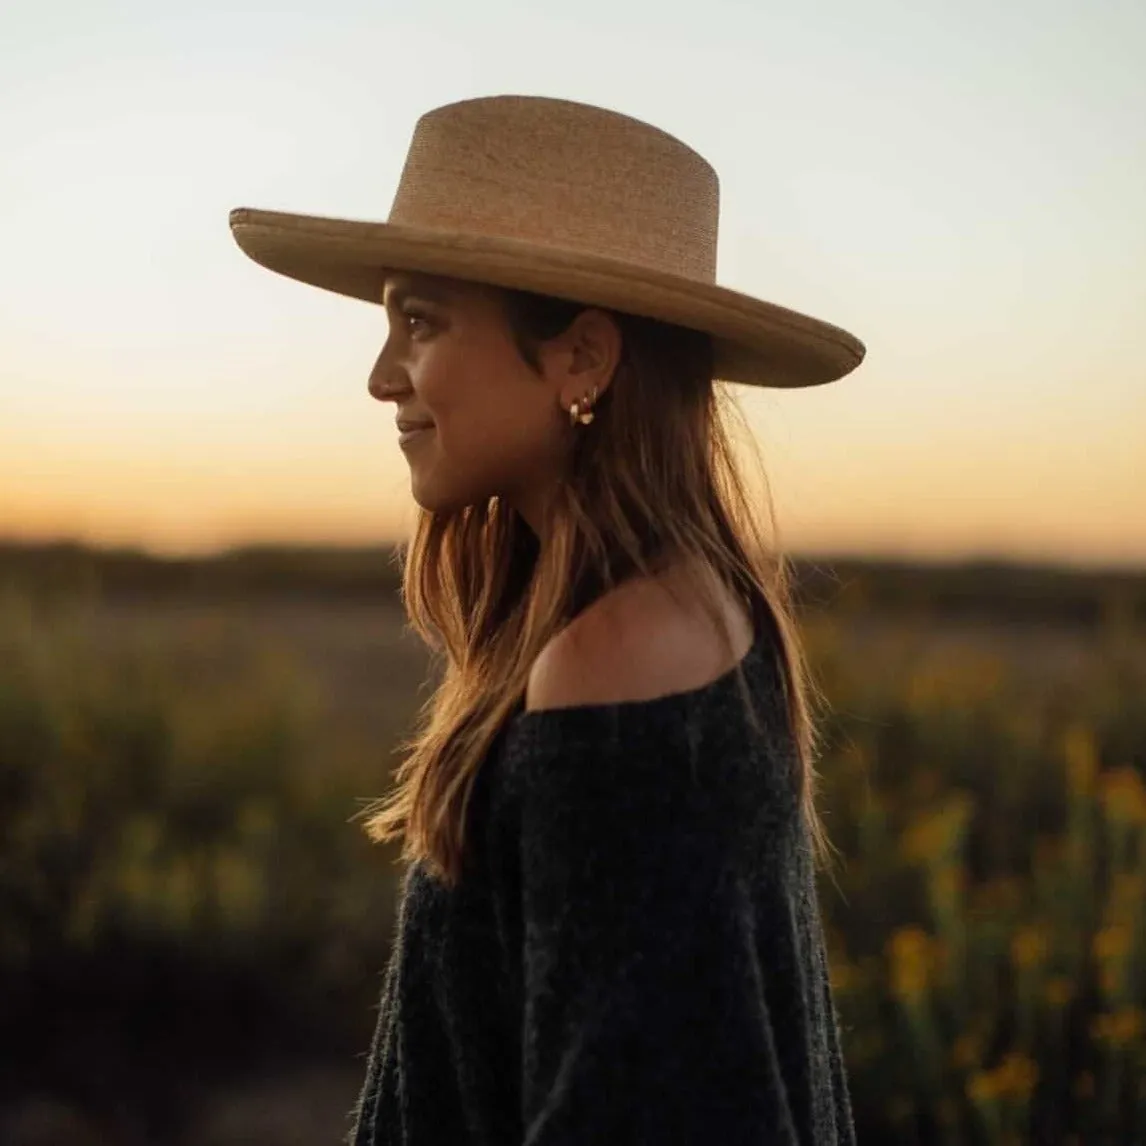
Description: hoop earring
568,385,599,426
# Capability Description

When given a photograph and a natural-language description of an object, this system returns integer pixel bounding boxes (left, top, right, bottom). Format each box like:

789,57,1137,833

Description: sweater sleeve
505,712,804,1146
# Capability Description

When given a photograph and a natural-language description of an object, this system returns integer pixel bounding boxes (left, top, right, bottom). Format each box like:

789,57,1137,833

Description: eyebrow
382,276,455,310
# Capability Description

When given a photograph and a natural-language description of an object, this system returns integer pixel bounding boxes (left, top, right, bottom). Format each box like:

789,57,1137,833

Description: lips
396,419,434,432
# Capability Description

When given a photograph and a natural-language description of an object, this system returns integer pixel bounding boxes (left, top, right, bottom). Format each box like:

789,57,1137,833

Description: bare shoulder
524,563,756,714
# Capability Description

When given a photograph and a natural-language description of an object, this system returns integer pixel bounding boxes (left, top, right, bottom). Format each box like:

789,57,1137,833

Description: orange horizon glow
4,2,1144,571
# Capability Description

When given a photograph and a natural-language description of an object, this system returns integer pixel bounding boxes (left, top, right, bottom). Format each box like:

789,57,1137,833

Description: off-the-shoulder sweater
347,623,855,1145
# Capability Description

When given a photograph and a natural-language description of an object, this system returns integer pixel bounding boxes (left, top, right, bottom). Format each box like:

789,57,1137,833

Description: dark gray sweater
347,626,856,1145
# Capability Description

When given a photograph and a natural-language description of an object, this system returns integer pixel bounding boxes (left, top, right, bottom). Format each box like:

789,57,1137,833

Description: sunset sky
3,0,1143,567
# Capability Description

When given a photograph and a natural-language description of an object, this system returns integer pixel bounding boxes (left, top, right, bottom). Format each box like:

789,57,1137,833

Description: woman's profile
230,93,865,1146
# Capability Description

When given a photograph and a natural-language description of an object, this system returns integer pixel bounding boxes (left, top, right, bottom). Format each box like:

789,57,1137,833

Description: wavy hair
358,286,836,887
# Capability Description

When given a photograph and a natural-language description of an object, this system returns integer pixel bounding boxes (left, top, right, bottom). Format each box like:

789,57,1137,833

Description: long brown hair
358,286,836,887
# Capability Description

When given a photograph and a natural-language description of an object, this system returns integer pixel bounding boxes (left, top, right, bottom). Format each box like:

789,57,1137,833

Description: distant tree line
1,539,1143,626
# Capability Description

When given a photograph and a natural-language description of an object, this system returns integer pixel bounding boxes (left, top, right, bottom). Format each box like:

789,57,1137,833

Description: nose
367,343,409,403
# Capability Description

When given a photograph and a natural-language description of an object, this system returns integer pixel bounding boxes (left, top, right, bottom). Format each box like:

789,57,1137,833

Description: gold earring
568,385,599,426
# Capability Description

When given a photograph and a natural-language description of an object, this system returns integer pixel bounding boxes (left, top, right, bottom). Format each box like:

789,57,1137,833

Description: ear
547,308,623,406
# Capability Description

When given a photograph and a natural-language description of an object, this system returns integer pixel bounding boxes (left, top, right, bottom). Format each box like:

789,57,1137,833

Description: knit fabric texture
347,624,856,1145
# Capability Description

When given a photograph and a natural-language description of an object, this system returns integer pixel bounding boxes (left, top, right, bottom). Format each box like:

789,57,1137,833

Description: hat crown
388,95,720,283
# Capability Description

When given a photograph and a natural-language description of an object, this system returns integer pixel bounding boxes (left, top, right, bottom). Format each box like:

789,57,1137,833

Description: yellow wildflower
887,926,934,1003
1063,725,1098,795
930,865,964,905
966,1054,1039,1106
967,1069,999,1105
1092,1009,1144,1047
829,959,855,994
1093,924,1131,963
901,794,974,864
902,817,945,864
1044,977,1073,1008
1099,767,1146,826
994,1053,1039,1100
1109,873,1145,907
1010,924,1049,970
889,925,932,965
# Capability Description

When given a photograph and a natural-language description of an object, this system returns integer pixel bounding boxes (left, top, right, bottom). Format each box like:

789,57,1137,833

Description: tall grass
0,588,401,1136
807,613,1146,1144
1,564,1143,1143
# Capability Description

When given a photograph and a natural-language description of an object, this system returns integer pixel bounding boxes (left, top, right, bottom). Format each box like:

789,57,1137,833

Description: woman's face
367,271,619,533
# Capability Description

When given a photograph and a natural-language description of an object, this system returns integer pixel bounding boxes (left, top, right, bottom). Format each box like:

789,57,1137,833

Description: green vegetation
807,611,1146,1144
0,542,1143,1144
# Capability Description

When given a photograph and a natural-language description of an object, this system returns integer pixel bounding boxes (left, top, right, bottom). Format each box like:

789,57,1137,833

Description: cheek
409,334,563,494
434,396,558,503
419,346,537,455
414,338,488,424
435,398,538,472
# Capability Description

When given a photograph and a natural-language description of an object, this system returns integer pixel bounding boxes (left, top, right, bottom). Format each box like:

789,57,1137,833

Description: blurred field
1,542,1144,1145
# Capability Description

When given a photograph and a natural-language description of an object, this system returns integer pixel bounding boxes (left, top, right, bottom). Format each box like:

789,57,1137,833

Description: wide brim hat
230,95,864,388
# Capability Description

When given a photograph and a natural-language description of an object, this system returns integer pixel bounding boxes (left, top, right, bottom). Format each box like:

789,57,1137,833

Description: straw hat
229,94,864,388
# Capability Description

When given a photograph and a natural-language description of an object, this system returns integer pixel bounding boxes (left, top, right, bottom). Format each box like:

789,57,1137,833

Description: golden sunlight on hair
354,300,836,888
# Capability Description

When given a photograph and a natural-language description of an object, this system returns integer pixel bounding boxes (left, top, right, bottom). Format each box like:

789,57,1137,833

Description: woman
230,94,865,1146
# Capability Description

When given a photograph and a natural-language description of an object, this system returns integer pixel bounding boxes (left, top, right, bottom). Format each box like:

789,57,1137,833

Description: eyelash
401,307,433,336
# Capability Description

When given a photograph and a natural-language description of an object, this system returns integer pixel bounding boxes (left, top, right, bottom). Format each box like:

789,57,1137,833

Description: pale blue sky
3,0,1143,565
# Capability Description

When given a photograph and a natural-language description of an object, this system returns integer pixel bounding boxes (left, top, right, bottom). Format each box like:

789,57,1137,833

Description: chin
412,482,504,518
409,481,473,516
408,455,505,515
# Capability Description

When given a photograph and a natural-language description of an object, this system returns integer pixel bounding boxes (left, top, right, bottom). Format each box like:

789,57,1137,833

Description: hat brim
229,207,865,388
